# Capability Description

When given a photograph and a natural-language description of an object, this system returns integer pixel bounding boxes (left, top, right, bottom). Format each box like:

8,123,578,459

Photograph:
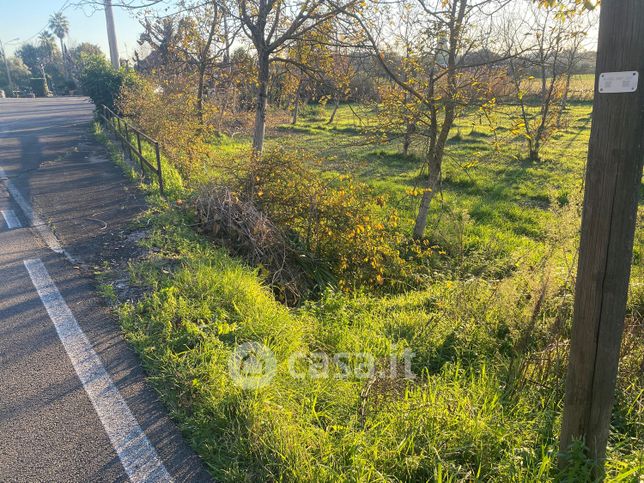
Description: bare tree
325,49,355,124
233,0,359,153
138,0,239,124
349,0,511,238
503,1,590,161
556,13,595,126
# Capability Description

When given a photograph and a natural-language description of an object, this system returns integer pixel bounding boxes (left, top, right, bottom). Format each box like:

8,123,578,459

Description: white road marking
24,259,172,483
0,166,74,262
1,209,21,229
0,121,85,135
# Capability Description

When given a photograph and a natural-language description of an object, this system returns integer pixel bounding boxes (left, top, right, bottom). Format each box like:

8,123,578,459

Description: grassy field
96,99,643,481
523,74,595,100
206,102,599,273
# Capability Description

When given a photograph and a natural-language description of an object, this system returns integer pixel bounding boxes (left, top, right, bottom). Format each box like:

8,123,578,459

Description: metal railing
99,105,164,195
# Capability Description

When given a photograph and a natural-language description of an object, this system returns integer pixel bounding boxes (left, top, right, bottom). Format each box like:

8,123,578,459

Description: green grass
94,104,643,481
256,104,594,274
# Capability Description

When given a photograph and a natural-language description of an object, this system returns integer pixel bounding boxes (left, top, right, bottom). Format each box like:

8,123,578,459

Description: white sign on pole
598,71,639,93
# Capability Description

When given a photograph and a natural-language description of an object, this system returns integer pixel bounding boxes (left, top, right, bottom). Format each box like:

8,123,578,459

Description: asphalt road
0,97,211,482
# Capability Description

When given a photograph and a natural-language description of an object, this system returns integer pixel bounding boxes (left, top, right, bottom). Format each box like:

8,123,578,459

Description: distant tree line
0,11,104,96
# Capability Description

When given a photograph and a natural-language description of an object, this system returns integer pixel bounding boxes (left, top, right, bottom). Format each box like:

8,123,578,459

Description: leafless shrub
193,183,310,305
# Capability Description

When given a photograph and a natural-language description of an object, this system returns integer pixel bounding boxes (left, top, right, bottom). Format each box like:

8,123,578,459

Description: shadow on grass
360,150,422,178
446,134,489,146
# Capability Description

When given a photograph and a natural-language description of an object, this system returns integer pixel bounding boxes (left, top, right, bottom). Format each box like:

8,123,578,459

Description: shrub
118,74,215,180
195,148,432,295
78,54,138,112
29,77,50,97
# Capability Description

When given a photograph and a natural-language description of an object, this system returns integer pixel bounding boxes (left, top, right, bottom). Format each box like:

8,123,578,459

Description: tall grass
103,203,642,481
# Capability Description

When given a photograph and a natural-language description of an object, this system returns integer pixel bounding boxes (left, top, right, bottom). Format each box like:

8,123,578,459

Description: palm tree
48,12,69,77
38,31,56,64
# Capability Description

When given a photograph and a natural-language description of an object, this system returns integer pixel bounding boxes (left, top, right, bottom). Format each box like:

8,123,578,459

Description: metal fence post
99,105,165,197
123,121,133,163
154,142,164,195
136,131,144,173
116,116,125,153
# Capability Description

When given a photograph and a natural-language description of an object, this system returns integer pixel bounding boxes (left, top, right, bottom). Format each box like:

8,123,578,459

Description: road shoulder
24,117,212,482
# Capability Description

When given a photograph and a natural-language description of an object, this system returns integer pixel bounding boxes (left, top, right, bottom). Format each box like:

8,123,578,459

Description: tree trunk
412,151,441,238
412,0,465,239
40,63,52,97
327,97,340,124
252,51,270,154
413,112,453,238
196,6,218,127
530,134,541,162
557,72,573,128
528,136,539,161
59,37,67,81
529,148,539,162
291,96,299,124
197,65,207,125
540,65,547,99
291,79,302,125
403,119,416,156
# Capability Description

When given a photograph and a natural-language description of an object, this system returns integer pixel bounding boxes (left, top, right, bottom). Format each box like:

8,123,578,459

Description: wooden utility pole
560,0,644,473
0,38,19,96
104,0,120,69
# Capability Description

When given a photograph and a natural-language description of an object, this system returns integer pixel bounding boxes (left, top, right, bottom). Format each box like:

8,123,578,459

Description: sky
0,0,149,59
1,0,600,60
